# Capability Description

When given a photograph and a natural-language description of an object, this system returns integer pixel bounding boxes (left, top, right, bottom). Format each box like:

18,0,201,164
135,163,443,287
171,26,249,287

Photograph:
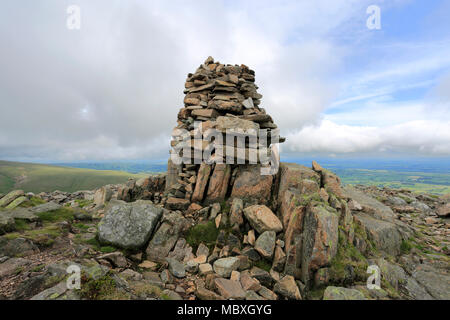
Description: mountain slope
0,160,147,194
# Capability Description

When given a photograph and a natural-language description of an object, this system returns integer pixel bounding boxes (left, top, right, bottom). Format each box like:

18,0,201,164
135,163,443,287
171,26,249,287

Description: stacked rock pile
166,57,285,208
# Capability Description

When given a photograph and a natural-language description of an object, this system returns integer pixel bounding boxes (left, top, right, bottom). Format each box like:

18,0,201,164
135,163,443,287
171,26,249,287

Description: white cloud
0,0,448,161
284,119,450,155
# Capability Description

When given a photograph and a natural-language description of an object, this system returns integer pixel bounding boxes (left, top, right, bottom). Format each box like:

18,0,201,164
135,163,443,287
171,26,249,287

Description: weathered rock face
301,203,339,285
230,165,273,205
98,200,163,249
344,185,396,222
204,164,231,204
145,212,190,263
93,186,112,207
353,213,402,256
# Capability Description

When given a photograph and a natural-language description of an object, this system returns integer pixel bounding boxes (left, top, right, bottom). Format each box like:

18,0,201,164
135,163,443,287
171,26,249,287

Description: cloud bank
0,0,448,162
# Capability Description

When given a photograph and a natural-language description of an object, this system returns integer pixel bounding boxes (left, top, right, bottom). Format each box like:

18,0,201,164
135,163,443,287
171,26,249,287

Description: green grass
254,259,272,272
335,168,450,195
0,160,147,194
36,208,76,223
185,221,219,252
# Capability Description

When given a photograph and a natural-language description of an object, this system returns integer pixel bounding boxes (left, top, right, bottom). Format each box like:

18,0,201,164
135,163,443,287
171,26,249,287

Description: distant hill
0,160,148,194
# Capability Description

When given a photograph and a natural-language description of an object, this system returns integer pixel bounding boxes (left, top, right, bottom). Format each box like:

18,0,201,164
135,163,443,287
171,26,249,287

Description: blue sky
0,0,449,162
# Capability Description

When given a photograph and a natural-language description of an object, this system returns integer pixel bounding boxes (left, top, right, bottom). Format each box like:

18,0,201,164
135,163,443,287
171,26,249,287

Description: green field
335,168,450,195
0,160,148,194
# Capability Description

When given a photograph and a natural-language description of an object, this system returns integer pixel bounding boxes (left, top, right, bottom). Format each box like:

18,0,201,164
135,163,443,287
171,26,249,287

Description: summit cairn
166,57,285,207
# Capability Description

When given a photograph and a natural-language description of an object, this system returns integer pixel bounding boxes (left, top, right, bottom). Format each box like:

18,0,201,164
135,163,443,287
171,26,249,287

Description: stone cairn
165,56,285,210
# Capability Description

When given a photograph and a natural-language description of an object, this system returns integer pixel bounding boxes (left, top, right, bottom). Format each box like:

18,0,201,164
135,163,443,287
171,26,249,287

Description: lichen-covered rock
98,200,163,249
254,231,276,259
5,196,28,209
213,257,240,278
243,205,282,234
323,286,366,300
353,213,402,256
0,190,25,208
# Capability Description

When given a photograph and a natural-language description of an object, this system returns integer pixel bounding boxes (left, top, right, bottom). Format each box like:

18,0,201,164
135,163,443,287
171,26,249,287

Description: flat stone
243,205,283,234
165,197,190,211
199,263,213,275
323,286,366,300
213,257,240,278
254,231,276,259
214,278,246,300
166,258,186,278
29,202,62,214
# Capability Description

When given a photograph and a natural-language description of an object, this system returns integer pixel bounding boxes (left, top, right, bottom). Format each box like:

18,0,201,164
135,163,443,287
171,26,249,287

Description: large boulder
98,200,163,249
301,203,339,284
0,190,25,208
243,205,283,234
230,165,273,205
